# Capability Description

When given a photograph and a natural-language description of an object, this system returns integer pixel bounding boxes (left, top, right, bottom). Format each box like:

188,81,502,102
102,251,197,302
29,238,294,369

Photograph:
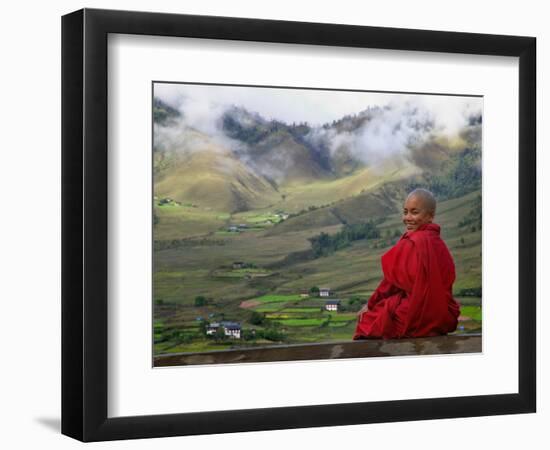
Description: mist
153,82,482,175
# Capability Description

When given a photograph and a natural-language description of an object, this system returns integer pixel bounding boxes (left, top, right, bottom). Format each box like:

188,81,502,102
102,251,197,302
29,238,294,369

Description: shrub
249,311,265,325
194,296,207,307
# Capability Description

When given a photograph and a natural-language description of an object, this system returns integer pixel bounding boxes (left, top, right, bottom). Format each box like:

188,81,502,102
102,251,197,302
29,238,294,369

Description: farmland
152,91,482,358
153,189,482,356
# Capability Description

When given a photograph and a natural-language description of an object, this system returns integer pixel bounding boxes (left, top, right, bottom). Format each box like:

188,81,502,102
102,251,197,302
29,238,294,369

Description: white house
325,299,341,312
220,321,241,339
319,287,331,297
206,322,220,335
206,321,241,339
223,323,241,339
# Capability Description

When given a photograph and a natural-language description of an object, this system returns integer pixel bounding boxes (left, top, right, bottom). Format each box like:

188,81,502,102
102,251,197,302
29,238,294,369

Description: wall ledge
154,334,481,367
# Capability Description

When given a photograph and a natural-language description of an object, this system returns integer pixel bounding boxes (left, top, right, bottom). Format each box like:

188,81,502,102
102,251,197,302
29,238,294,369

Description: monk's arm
358,238,417,315
359,278,401,313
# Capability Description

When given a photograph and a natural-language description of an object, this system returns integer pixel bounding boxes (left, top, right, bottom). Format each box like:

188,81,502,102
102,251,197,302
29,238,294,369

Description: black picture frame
61,8,536,442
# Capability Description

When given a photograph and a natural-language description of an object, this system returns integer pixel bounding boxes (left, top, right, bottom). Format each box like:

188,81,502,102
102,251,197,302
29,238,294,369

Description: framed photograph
151,81,484,368
62,8,536,442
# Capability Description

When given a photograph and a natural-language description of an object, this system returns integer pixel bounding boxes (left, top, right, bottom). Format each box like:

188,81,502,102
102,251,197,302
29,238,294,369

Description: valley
152,93,482,356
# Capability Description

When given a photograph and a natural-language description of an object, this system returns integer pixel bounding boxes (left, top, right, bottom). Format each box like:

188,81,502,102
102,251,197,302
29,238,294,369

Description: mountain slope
153,99,481,215
244,129,331,186
154,128,280,212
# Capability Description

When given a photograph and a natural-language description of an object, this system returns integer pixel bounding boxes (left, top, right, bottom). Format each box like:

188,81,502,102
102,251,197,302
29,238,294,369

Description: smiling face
402,194,435,232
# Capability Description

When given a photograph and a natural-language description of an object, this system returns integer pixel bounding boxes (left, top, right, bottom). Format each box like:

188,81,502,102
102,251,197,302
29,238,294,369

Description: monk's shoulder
393,234,417,254
405,230,424,244
409,229,455,260
399,234,415,246
407,228,440,244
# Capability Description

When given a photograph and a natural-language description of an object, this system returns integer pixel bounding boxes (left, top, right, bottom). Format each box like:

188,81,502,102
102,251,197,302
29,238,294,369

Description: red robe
353,223,460,339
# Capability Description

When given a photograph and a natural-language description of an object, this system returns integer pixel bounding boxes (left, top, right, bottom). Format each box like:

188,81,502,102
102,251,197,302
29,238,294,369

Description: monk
353,188,460,340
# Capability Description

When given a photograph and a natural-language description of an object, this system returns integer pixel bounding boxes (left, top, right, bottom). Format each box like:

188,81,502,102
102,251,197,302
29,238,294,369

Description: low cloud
153,83,482,175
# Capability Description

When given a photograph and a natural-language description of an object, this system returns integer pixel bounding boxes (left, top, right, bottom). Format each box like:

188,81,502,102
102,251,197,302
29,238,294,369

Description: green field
252,294,305,303
278,318,327,326
151,94,483,357
153,187,482,356
460,305,482,321
280,307,323,313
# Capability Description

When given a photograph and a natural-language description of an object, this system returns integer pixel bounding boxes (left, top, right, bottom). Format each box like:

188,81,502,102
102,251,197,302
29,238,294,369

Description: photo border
61,8,536,441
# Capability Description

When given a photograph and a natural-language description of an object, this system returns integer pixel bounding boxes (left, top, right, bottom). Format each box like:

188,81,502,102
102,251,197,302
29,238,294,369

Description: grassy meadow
152,89,482,358
153,187,482,356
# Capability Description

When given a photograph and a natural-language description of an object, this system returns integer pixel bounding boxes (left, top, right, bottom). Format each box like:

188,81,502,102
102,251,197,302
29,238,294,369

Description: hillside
153,189,482,355
154,128,280,213
154,99,481,215
152,95,482,354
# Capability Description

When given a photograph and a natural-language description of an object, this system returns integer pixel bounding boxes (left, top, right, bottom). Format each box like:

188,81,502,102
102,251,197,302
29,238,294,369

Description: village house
325,299,341,312
232,261,245,269
205,321,242,339
319,287,331,297
227,225,239,232
221,321,242,339
205,322,220,335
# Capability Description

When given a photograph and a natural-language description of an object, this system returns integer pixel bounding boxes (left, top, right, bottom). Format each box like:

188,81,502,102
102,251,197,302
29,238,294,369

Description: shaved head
406,188,436,214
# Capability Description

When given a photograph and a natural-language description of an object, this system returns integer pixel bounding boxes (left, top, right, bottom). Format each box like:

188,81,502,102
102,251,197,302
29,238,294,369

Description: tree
348,302,361,312
198,320,208,335
347,296,363,312
249,311,265,325
242,329,256,341
194,296,206,307
214,326,226,341
263,328,285,342
308,221,380,258
310,286,320,296
170,330,185,344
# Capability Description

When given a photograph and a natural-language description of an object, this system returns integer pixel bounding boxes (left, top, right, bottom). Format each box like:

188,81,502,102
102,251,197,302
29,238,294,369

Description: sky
154,81,483,131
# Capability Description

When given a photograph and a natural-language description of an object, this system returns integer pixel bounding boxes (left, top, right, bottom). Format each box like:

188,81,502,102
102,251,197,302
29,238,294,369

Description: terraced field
153,189,481,356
